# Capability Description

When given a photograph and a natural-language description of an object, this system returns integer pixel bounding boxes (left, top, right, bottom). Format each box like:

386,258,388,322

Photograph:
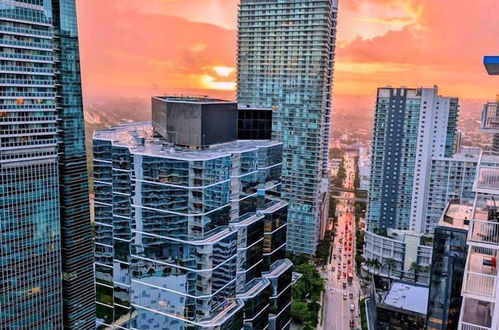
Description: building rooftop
154,95,234,104
382,282,429,315
439,202,473,230
236,278,270,299
93,122,281,161
263,259,293,278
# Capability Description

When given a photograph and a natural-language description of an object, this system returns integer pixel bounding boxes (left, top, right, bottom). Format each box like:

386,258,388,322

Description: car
350,303,355,311
349,320,355,328
333,254,336,259
337,273,341,279
331,266,335,271
349,292,354,299
342,282,347,289
343,293,347,300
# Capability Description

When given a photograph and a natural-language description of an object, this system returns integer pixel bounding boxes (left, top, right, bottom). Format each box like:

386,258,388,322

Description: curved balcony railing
0,52,53,62
0,79,55,86
0,25,53,38
0,66,54,75
0,38,52,50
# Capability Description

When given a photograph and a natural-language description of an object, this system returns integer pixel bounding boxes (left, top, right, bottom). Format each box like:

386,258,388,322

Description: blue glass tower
0,0,93,328
367,87,459,232
237,0,339,255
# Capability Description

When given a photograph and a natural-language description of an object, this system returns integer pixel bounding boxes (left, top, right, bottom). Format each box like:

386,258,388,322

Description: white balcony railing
463,271,496,298
475,166,499,194
461,322,492,330
469,220,499,245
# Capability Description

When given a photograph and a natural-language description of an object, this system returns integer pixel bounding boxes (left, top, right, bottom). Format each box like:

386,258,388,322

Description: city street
319,153,362,330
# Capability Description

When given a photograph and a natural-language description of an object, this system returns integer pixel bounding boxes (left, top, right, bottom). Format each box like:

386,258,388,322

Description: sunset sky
76,0,499,103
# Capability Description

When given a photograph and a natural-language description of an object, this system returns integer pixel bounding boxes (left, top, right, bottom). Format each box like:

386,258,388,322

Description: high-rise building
423,152,483,233
367,87,459,233
457,152,499,330
0,1,93,328
93,97,292,329
237,0,338,255
483,56,499,152
426,202,469,330
481,100,499,152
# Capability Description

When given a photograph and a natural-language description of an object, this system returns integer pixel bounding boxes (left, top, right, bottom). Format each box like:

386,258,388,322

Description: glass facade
237,0,338,255
424,155,479,233
426,224,468,330
367,87,459,232
51,0,95,328
0,0,92,328
93,122,292,329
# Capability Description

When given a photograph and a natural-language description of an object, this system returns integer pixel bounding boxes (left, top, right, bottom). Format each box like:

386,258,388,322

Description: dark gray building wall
238,108,273,140
152,98,238,147
201,103,238,146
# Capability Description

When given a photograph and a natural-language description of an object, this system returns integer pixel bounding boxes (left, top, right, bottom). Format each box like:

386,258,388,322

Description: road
320,153,362,330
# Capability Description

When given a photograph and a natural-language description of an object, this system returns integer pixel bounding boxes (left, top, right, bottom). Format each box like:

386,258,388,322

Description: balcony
0,65,54,76
0,25,53,39
459,297,493,330
481,102,499,133
474,152,499,195
462,248,497,300
0,38,53,51
469,220,499,246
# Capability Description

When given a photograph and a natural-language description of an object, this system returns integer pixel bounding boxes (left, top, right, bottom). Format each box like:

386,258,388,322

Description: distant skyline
77,0,499,101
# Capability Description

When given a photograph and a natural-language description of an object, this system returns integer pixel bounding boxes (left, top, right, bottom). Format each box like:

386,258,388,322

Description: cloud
76,0,499,102
77,0,237,98
334,0,499,99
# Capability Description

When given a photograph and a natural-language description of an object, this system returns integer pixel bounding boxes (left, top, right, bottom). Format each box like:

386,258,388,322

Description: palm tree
385,258,396,279
409,261,421,283
364,258,374,272
372,259,382,275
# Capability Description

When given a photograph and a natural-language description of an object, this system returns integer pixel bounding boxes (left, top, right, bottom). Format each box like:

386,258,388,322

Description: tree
364,258,373,272
287,252,308,268
409,261,421,283
385,258,396,278
372,259,382,275
290,301,309,323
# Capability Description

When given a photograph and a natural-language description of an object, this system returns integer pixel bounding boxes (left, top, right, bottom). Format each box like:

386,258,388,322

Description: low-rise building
375,281,429,330
363,230,432,285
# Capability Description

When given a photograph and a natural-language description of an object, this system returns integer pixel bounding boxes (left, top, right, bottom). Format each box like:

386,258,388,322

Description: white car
350,303,355,311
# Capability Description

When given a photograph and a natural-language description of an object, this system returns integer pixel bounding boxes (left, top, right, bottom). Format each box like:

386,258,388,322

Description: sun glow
213,66,235,77
200,74,236,91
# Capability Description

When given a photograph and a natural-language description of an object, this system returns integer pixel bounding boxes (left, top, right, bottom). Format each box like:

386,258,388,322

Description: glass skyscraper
237,0,339,255
0,0,93,328
367,87,459,232
422,153,481,233
93,97,292,329
426,203,469,330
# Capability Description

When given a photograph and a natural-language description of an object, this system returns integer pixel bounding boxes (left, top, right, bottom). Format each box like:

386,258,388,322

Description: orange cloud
77,0,499,104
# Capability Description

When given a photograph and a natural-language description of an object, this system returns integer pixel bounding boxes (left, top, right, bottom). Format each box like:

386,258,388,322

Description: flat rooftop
154,95,234,104
440,203,473,230
93,122,281,161
263,259,293,278
382,282,429,315
484,56,499,75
